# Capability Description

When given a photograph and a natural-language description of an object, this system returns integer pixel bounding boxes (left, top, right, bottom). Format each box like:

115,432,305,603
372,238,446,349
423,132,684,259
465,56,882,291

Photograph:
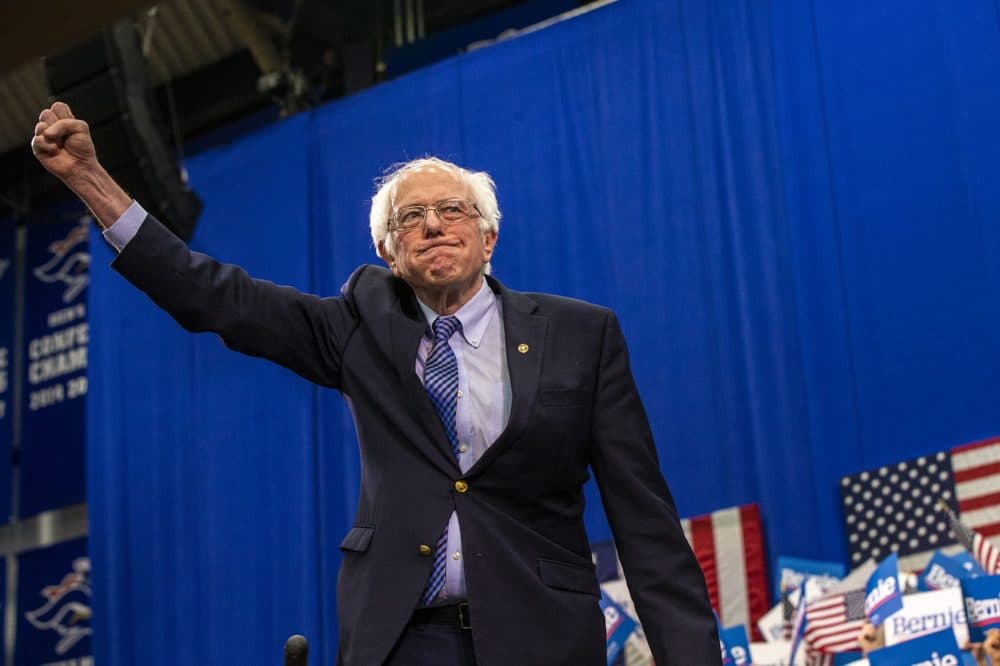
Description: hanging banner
21,217,90,517
16,537,92,665
0,220,15,523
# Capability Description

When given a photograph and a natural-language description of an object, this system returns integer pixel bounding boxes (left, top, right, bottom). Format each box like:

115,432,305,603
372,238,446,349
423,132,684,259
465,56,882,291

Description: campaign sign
949,552,986,578
16,537,92,666
600,588,638,666
961,574,1000,643
21,217,90,516
0,221,15,523
720,624,751,665
884,588,969,648
776,555,846,597
867,627,962,666
918,551,982,592
866,554,903,627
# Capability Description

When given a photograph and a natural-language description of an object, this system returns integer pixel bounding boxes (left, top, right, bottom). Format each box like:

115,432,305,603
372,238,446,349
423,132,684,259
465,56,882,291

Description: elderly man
32,102,719,665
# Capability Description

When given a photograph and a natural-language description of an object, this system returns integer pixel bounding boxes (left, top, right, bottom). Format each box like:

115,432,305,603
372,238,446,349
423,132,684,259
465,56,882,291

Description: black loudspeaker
45,21,202,240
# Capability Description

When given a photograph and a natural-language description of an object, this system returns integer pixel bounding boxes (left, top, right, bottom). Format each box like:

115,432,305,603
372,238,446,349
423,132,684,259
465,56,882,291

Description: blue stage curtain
87,0,1000,662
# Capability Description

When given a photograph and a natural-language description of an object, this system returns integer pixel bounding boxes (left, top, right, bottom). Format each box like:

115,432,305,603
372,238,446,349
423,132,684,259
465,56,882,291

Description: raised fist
30,102,99,184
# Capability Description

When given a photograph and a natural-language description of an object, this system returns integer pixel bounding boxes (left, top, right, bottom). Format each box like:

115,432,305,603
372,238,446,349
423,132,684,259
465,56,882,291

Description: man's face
381,168,497,298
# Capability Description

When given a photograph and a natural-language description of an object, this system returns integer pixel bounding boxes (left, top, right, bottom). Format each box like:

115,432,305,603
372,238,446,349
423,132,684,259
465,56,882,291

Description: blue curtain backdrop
87,0,1000,662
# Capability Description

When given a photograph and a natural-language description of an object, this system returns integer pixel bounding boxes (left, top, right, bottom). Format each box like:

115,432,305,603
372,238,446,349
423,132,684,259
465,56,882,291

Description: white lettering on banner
780,569,840,593
28,347,87,385
27,377,89,411
912,654,958,666
47,304,86,328
966,596,1000,622
865,576,897,615
28,323,88,360
924,564,959,590
29,384,64,411
731,645,749,665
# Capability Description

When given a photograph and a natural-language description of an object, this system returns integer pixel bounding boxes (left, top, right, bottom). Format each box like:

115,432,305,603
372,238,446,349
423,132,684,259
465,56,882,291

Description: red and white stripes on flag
681,504,769,639
951,436,1000,543
802,588,866,655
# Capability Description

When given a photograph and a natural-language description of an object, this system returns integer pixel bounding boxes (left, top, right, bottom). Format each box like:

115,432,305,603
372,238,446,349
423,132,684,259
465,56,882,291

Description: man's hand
31,102,98,184
985,628,1000,663
30,102,131,228
857,622,883,655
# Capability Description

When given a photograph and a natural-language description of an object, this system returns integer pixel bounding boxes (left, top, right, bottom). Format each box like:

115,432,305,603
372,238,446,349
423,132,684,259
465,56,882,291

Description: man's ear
481,230,498,263
377,240,398,275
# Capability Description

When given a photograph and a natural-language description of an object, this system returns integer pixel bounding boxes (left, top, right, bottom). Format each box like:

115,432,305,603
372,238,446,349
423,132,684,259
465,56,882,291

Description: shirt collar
416,278,498,349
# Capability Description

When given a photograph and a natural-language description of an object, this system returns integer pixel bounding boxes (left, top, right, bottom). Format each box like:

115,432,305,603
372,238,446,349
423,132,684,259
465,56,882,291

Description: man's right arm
31,101,358,390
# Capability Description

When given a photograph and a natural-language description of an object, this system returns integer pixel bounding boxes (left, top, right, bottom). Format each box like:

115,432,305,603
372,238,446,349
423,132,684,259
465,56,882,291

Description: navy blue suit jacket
113,216,720,666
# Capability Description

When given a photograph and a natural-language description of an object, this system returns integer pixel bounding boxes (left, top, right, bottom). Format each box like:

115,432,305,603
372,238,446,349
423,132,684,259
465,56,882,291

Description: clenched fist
30,101,131,227
31,102,98,182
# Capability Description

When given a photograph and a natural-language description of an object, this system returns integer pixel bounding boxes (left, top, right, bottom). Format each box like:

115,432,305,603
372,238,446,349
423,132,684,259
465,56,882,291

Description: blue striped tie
420,316,462,605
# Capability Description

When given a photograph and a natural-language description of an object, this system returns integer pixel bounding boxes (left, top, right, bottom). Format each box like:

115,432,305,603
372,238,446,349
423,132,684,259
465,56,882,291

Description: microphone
284,634,309,666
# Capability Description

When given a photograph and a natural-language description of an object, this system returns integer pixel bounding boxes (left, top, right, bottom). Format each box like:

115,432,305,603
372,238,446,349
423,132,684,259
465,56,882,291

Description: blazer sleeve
111,214,358,390
589,310,722,665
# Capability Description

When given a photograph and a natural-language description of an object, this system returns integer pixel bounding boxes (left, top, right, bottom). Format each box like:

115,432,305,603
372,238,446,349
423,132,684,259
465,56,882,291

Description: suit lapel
468,278,547,476
389,282,461,474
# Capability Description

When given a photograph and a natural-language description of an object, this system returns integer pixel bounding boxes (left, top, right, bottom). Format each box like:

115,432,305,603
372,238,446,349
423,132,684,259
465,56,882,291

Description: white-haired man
32,102,720,665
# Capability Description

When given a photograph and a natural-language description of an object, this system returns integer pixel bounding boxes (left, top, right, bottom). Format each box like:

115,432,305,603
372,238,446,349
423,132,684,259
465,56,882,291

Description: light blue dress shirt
415,280,511,601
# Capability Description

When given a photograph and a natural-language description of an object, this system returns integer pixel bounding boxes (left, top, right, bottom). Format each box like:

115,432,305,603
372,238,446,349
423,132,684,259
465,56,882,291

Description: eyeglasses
390,198,481,232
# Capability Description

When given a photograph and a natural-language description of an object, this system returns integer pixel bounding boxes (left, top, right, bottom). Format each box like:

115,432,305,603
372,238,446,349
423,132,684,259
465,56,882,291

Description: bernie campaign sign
918,551,984,592
961,574,1000,643
868,627,963,666
883,587,969,649
866,554,904,627
600,588,638,666
776,556,846,599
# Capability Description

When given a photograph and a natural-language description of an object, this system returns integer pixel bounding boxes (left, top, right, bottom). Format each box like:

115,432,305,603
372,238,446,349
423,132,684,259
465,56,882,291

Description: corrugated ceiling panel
0,0,247,152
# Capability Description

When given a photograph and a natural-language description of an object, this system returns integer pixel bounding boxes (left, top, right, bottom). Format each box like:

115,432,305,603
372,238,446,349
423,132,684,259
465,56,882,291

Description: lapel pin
517,343,529,354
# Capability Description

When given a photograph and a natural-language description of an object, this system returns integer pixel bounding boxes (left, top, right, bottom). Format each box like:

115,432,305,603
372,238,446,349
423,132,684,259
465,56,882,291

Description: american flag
681,503,770,640
942,500,1000,574
802,588,866,655
592,503,770,642
840,435,1000,570
951,437,1000,542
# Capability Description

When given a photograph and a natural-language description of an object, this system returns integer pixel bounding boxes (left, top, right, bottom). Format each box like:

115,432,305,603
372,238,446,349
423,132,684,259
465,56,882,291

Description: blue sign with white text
599,590,637,666
868,627,962,666
961,574,1000,643
775,555,845,597
866,553,904,627
719,624,751,665
918,550,983,591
